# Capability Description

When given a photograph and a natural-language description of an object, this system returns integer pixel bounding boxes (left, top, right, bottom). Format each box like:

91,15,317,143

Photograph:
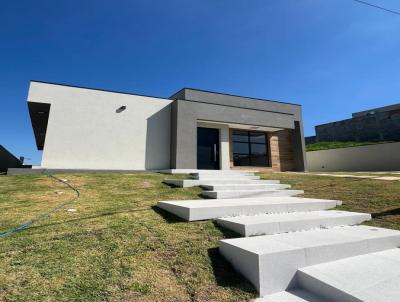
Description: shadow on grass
161,182,179,188
212,221,241,239
151,206,186,223
207,247,257,294
29,207,151,230
372,207,400,218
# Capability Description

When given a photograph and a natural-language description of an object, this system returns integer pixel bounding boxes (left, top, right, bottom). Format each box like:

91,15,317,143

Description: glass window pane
233,142,249,154
250,132,266,143
250,143,267,155
233,154,250,166
232,130,248,142
250,155,268,167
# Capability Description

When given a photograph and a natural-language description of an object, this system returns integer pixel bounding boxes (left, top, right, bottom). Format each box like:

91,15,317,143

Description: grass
0,173,255,302
1,172,400,301
305,141,394,152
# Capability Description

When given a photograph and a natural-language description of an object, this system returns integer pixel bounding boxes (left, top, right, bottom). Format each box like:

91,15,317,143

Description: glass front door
197,127,220,170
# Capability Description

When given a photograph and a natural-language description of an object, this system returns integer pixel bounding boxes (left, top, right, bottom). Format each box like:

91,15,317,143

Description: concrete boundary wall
307,142,400,172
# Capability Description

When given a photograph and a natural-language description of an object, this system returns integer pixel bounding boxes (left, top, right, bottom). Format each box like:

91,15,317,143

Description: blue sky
1,0,399,165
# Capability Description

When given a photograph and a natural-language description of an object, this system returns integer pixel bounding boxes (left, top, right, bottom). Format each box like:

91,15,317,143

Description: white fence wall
307,142,400,172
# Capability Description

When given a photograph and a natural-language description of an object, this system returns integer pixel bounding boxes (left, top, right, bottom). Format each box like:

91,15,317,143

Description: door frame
197,127,220,170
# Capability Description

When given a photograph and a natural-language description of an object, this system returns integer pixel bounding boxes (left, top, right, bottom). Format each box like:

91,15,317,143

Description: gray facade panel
292,121,307,171
171,89,302,120
171,98,306,170
170,101,178,169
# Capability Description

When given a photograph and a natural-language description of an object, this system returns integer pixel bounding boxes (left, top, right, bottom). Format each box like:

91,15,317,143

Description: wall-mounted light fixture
116,105,126,113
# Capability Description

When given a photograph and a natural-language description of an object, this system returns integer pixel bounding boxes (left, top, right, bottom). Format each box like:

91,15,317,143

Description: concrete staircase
164,170,303,198
157,170,400,301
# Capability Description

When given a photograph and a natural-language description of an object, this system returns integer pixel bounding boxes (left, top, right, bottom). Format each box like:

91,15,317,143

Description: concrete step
156,197,342,221
296,248,400,302
256,289,329,302
219,225,400,296
159,169,258,174
194,175,261,180
217,210,371,237
191,170,257,175
201,189,303,199
163,179,280,188
201,183,291,191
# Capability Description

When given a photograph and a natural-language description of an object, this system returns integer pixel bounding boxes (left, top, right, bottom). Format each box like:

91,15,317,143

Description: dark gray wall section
0,145,22,172
316,109,400,142
170,89,307,171
352,103,400,118
171,89,302,119
170,101,178,168
292,121,306,171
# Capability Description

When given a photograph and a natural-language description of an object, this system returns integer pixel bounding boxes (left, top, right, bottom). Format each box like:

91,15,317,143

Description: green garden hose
0,171,80,238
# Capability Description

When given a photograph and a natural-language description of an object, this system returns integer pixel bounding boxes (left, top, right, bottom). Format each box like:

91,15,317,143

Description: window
232,130,269,167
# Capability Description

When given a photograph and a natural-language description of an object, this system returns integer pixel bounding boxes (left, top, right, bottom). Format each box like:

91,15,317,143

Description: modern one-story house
27,81,306,171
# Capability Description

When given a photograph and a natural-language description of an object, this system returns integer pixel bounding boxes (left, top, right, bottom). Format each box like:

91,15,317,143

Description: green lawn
306,141,393,152
1,172,400,301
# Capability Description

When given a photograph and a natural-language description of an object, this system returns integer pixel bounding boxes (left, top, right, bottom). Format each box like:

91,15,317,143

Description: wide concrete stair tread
191,170,257,175
219,225,400,296
163,179,280,188
156,197,342,221
159,169,259,174
194,174,261,180
296,248,400,302
256,289,330,302
217,210,371,236
201,183,291,191
201,189,303,199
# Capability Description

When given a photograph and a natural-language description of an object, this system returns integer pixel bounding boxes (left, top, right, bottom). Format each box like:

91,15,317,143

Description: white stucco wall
307,142,400,172
28,82,173,170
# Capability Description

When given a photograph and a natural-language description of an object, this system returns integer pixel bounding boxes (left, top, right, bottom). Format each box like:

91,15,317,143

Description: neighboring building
27,81,306,171
0,145,22,173
308,103,400,143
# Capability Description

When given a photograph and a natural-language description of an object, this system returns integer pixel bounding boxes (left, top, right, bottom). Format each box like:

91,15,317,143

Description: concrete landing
219,225,400,296
201,189,303,199
163,179,280,188
156,197,342,221
201,183,291,191
297,248,400,302
217,210,371,236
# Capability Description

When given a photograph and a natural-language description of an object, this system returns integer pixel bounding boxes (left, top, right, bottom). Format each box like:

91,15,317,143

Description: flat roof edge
29,81,301,107
29,80,172,102
171,87,301,107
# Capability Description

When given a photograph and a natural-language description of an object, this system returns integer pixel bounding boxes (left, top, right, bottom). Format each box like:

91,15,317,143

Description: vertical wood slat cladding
268,129,295,171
